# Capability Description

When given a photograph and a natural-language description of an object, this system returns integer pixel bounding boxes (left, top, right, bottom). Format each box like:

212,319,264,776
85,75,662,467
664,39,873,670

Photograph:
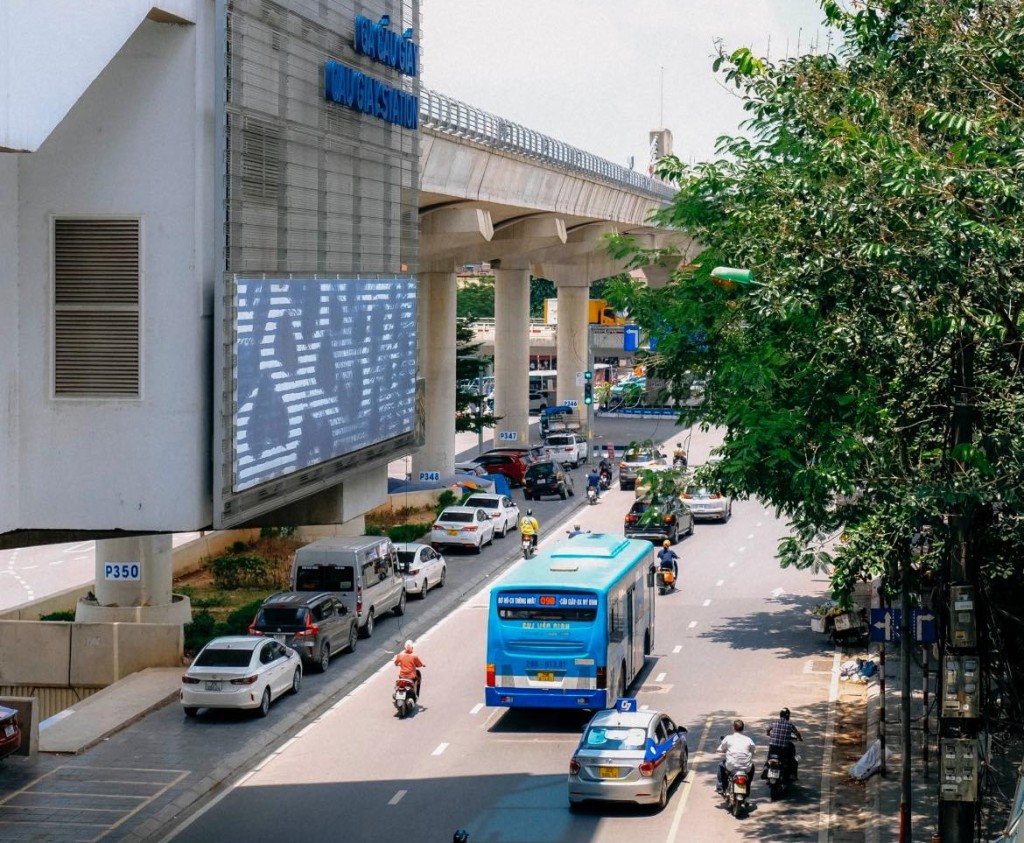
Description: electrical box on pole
941,654,980,718
949,584,977,649
939,738,978,802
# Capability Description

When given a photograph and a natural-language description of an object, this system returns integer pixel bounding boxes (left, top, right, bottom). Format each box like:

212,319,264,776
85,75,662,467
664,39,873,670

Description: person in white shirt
716,719,756,792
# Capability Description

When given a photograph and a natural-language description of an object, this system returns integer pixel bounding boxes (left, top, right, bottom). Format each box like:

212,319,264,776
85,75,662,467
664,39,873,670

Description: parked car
0,705,22,761
528,391,549,413
623,497,695,545
524,460,575,501
394,542,447,598
681,485,733,522
180,636,302,719
568,703,689,810
618,445,668,491
248,591,356,673
544,432,589,468
431,506,496,553
470,451,530,487
463,493,520,537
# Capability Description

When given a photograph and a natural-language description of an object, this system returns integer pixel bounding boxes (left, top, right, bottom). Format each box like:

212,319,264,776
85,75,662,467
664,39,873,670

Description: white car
431,506,496,553
544,433,589,467
463,493,520,538
394,542,447,598
180,635,301,719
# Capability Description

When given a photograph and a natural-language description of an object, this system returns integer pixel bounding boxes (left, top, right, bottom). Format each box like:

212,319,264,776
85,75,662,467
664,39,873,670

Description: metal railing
420,88,677,203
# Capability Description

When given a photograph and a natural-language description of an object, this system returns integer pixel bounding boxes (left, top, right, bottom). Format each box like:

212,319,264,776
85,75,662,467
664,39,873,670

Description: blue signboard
623,325,640,352
870,608,901,642
911,609,938,643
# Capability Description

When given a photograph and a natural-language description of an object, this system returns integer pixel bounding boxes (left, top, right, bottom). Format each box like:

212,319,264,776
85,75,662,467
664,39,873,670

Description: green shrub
39,610,76,622
184,609,217,655
230,540,250,553
388,523,433,543
259,526,296,539
436,489,458,513
221,598,266,636
364,523,386,536
209,553,276,590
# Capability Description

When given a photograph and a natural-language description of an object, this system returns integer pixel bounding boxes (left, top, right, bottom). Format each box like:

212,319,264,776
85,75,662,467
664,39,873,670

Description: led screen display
232,277,417,492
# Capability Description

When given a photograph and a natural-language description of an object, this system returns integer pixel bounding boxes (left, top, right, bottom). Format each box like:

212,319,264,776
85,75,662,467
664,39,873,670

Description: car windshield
465,498,497,510
255,607,308,628
583,726,648,750
440,511,474,523
624,451,655,463
628,502,649,515
194,648,253,668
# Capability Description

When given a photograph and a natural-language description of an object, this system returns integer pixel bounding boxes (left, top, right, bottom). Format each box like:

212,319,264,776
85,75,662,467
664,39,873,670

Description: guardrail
421,88,677,203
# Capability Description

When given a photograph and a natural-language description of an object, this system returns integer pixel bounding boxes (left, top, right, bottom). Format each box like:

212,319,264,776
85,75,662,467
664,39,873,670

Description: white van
291,536,406,638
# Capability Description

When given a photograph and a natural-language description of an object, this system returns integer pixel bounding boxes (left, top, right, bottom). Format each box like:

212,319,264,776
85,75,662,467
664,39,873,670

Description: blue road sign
870,608,901,642
911,609,938,643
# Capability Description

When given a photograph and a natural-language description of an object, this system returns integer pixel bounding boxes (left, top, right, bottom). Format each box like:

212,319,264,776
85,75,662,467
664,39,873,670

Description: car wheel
419,578,429,598
346,623,358,652
183,706,198,719
656,777,669,811
687,517,695,536
670,525,679,545
486,530,494,547
290,667,302,694
257,688,271,718
680,748,689,779
568,799,583,814
474,538,483,554
438,567,446,588
317,643,330,673
394,590,407,616
360,609,375,639
497,522,506,538
568,484,575,497
559,486,567,500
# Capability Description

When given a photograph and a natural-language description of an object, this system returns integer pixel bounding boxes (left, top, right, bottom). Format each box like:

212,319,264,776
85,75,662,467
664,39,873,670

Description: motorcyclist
452,832,469,843
520,509,540,550
394,639,424,699
717,719,755,793
672,443,688,467
764,707,803,779
565,523,587,538
586,468,602,499
657,540,679,581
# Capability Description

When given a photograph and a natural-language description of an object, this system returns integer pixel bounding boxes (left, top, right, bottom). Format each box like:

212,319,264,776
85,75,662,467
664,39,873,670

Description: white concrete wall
9,12,215,533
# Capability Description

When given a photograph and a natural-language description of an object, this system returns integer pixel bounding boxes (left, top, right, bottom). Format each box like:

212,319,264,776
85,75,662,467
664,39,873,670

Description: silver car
682,485,733,521
617,446,668,491
568,705,689,810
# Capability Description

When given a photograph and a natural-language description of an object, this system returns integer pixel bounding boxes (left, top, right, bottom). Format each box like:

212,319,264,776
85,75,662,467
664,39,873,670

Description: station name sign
323,15,419,130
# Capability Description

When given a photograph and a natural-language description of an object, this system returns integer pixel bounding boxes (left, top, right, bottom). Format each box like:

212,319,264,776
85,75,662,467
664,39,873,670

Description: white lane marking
702,599,711,607
21,565,38,571
432,742,449,756
728,561,736,568
656,673,666,682
48,560,65,566
470,703,484,715
389,790,407,805
771,587,785,597
817,649,843,843
666,714,715,841
688,621,697,629
738,546,746,552
672,645,682,654
715,579,724,587
747,533,754,539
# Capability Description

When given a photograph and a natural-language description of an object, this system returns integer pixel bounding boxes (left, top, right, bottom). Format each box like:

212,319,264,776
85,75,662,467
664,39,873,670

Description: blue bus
485,533,656,709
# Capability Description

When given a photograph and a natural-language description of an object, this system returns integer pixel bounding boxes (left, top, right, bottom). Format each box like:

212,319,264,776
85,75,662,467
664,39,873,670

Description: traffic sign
870,608,901,642
911,609,938,643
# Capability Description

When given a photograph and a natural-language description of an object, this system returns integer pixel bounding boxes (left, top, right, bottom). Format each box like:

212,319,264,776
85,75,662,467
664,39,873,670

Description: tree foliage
609,0,1024,611
455,319,500,433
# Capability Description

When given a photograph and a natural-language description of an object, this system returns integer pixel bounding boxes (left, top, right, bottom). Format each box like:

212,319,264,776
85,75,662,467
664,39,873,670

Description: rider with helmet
764,707,803,778
565,523,587,538
657,539,679,580
519,509,540,550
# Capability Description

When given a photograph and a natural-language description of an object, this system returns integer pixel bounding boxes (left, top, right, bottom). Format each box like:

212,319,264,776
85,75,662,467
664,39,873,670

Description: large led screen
232,277,417,492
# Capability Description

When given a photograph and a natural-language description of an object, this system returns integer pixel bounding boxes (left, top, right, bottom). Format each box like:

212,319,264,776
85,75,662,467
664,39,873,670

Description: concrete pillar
493,266,531,446
78,534,191,624
555,281,590,413
412,269,457,480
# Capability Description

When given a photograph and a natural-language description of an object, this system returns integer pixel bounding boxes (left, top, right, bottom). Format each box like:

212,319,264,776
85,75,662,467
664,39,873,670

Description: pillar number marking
104,563,141,581
498,431,519,441
418,471,440,482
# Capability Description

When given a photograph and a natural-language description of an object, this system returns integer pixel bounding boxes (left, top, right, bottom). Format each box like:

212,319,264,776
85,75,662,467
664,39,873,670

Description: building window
53,218,140,397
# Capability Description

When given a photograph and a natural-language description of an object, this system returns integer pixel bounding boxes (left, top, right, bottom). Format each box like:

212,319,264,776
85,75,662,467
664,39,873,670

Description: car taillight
486,663,495,687
569,758,581,775
409,567,420,576
625,515,637,524
247,626,264,635
295,615,320,639
464,525,478,532
356,585,362,616
181,676,200,684
638,760,655,777
710,493,722,499
663,515,673,524
432,523,442,530
230,675,259,685
596,665,607,689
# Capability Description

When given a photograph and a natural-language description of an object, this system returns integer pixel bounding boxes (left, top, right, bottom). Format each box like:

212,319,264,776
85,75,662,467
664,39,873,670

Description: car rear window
194,648,253,668
295,565,355,592
465,497,497,509
255,607,308,629
628,502,649,515
583,726,648,750
396,551,415,568
527,463,555,477
547,436,570,446
440,511,474,523
624,451,655,463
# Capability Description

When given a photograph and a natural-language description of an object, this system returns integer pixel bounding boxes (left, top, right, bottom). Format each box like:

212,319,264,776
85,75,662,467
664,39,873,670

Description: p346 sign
104,563,141,581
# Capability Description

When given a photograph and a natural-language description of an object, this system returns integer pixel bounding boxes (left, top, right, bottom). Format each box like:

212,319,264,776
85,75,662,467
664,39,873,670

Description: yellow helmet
663,540,671,547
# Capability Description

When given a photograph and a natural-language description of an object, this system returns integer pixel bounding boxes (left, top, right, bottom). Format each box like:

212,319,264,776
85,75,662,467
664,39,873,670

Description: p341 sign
104,563,141,581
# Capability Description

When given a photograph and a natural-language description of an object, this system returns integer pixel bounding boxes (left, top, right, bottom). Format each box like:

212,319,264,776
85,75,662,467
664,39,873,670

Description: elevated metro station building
0,0,689,628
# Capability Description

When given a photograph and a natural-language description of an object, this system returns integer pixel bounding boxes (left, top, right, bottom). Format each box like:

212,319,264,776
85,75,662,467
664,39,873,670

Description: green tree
610,0,1024,641
455,319,500,434
456,274,495,320
530,276,556,319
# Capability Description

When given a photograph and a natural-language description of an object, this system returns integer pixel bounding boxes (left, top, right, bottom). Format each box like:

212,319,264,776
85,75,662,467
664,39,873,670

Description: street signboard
870,608,901,642
575,371,584,386
911,609,938,643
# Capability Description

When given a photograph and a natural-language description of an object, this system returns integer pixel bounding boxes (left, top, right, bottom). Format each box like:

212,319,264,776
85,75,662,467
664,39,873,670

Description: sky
419,0,835,170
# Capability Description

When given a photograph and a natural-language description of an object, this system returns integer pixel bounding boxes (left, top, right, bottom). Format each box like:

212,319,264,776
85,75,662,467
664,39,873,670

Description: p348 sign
104,563,141,581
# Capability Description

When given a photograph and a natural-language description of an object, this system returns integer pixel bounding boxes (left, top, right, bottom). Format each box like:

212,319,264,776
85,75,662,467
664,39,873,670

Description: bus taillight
486,663,495,687
596,666,607,689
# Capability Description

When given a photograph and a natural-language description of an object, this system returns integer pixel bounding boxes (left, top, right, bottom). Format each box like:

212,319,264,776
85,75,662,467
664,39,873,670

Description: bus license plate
598,767,620,779
204,681,222,692
536,671,554,682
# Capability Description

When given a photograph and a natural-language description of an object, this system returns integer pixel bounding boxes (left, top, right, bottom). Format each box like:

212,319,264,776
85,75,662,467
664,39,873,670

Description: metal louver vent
54,219,140,397
241,119,281,204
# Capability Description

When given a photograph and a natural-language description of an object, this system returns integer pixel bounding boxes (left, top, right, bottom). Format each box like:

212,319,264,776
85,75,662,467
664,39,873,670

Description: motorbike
724,765,752,817
656,568,676,594
598,469,611,490
763,745,798,800
672,456,687,469
586,486,599,505
393,670,421,719
522,535,537,559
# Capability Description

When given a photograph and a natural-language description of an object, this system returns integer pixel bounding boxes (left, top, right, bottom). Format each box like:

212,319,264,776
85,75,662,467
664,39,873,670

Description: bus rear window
498,607,597,622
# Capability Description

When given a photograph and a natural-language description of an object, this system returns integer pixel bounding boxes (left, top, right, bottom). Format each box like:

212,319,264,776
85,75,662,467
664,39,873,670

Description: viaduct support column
78,534,191,624
493,265,531,447
555,280,590,415
413,269,457,480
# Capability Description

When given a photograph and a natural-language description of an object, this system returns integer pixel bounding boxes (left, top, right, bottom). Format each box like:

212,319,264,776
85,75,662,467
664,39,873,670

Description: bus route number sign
104,563,141,581
498,431,519,441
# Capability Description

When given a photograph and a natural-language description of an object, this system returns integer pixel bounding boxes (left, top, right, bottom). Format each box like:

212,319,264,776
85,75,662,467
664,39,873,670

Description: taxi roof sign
615,697,638,712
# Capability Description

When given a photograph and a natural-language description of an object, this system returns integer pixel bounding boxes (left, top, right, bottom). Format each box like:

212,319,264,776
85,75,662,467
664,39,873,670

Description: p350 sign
104,563,141,581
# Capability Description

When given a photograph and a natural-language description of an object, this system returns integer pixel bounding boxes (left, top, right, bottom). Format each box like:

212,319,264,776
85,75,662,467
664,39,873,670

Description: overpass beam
413,268,458,481
492,265,531,446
